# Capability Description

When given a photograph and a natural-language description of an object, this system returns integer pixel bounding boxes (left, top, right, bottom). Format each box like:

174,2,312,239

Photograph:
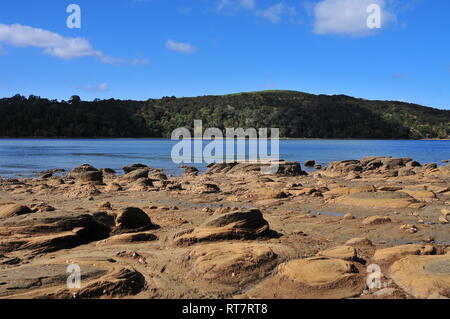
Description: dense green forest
0,91,449,139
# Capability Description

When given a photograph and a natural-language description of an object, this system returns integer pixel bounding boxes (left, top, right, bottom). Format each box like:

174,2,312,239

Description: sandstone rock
105,183,123,192
77,171,103,183
122,163,148,174
345,237,373,246
206,161,305,176
304,160,315,167
256,188,288,199
0,204,33,219
390,254,450,298
244,257,364,299
114,207,152,231
100,168,116,175
400,190,436,202
423,163,438,170
336,192,417,209
185,242,281,282
196,183,221,194
373,244,435,262
49,267,146,299
438,216,449,224
174,209,270,246
342,213,355,220
317,245,357,261
122,168,150,181
96,231,157,246
30,202,55,213
323,160,363,177
150,172,168,180
67,164,102,183
0,263,106,298
182,166,199,175
373,287,397,297
0,211,111,254
398,168,415,177
441,208,450,217
362,215,392,226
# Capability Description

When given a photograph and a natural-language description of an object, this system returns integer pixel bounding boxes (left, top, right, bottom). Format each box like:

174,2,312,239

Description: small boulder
362,215,392,226
345,237,373,246
174,209,270,246
122,168,150,181
0,204,33,219
317,245,357,261
439,216,449,224
115,207,152,230
304,160,316,167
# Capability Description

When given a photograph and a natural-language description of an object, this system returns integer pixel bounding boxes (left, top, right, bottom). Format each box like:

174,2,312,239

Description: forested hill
0,91,449,139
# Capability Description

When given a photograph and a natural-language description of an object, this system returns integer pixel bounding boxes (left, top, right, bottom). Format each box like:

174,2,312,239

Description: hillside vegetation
0,91,448,139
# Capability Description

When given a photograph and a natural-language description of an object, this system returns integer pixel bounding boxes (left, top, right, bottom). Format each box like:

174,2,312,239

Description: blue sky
0,0,449,109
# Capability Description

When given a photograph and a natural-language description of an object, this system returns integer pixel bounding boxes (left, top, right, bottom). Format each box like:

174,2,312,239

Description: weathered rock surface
361,215,392,226
67,164,103,183
0,204,33,219
45,267,146,299
184,242,284,283
335,192,417,209
122,168,150,181
243,257,365,299
373,244,435,262
317,245,357,261
96,232,157,246
390,255,450,298
345,237,373,246
206,161,305,176
114,207,153,232
174,209,270,246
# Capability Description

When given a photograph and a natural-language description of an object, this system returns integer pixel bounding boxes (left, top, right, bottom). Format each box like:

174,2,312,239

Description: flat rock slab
335,192,417,209
242,257,365,299
373,244,435,263
185,242,288,283
390,255,450,298
317,245,357,261
0,263,106,297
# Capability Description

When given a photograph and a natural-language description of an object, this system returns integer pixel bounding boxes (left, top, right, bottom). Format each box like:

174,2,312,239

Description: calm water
0,139,449,177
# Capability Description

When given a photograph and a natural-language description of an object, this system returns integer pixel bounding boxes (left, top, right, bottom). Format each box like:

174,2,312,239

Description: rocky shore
0,156,449,299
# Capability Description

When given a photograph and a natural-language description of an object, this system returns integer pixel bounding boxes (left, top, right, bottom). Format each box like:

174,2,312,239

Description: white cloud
313,0,397,36
166,40,197,54
78,82,109,93
0,23,148,65
0,23,119,63
256,3,297,23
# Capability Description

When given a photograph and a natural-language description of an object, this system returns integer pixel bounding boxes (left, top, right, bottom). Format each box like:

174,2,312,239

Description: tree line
0,91,448,139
